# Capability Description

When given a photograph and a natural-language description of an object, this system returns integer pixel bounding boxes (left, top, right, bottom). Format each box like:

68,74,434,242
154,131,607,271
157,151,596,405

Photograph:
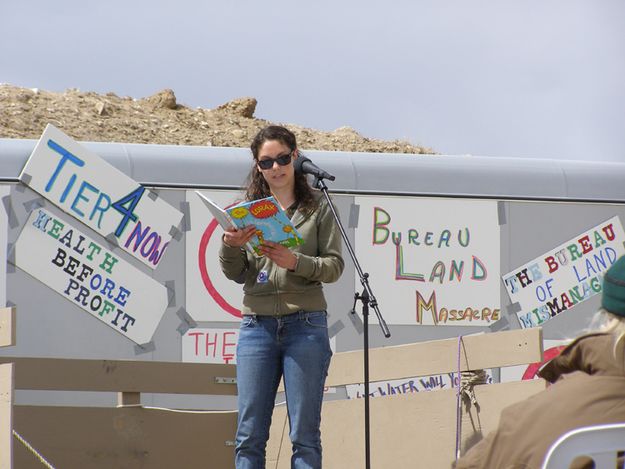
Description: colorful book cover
196,192,303,255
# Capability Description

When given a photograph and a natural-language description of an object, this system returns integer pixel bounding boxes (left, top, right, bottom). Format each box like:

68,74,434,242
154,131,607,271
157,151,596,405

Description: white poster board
354,196,501,326
503,216,625,328
13,208,169,344
19,124,183,269
185,190,247,322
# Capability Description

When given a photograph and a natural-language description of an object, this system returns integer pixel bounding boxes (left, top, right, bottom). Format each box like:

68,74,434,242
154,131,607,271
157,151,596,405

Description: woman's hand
223,225,257,248
259,241,297,270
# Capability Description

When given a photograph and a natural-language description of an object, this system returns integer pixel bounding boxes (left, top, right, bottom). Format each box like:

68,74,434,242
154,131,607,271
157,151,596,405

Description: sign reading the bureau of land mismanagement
502,216,625,328
19,124,183,269
14,208,168,344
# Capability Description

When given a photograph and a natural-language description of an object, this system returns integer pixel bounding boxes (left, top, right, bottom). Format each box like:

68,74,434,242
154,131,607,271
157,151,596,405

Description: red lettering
222,332,237,364
205,333,218,358
561,293,574,310
602,223,615,241
578,235,593,254
544,255,559,273
188,332,202,356
250,201,278,218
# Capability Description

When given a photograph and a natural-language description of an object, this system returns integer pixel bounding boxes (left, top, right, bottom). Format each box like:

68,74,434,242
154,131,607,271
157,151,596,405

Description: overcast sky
2,1,624,162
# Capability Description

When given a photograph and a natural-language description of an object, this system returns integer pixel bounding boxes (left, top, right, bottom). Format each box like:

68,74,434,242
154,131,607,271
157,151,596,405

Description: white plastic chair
541,422,625,469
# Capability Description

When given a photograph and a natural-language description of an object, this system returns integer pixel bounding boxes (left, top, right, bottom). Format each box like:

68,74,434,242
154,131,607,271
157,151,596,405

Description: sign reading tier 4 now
14,209,169,344
19,124,183,269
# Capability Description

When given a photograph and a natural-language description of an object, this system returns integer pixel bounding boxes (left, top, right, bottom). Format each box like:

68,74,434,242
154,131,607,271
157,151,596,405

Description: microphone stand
312,175,391,469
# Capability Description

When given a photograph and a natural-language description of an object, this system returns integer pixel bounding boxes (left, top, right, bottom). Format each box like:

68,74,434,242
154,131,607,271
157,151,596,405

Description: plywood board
269,379,545,469
13,406,236,469
0,357,236,395
266,405,289,469
326,327,542,387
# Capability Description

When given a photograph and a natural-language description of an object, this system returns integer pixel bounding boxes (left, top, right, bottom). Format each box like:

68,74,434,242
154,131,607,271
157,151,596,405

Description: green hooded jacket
219,193,344,316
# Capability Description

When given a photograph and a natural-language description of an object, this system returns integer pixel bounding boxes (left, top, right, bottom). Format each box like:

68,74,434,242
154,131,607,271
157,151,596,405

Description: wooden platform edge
0,307,16,348
326,327,543,387
0,357,237,395
0,363,14,469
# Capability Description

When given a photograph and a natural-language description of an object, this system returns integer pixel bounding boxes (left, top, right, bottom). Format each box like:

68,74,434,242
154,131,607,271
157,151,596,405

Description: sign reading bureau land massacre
354,196,501,326
503,216,625,328
14,208,169,344
19,124,183,269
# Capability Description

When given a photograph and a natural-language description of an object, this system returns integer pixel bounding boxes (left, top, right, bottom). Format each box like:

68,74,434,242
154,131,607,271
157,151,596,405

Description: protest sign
503,216,625,328
19,124,183,268
14,208,169,343
354,196,500,326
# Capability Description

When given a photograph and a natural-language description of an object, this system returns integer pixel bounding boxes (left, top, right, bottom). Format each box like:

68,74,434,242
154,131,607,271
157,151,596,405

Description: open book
196,191,304,255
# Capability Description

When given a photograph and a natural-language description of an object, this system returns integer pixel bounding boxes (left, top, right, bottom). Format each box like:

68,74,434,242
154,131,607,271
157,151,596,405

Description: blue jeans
235,310,332,469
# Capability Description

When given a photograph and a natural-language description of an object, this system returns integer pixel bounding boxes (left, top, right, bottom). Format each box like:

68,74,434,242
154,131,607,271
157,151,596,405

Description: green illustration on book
196,192,304,255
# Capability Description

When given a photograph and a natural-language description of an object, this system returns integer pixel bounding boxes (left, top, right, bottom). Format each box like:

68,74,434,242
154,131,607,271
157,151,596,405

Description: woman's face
256,140,297,192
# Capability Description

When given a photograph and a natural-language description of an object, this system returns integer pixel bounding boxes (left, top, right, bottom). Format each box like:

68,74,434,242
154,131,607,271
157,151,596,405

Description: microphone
294,155,335,181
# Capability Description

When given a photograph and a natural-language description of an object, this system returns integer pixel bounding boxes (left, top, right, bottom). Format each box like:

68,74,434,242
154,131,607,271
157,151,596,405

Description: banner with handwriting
346,370,493,399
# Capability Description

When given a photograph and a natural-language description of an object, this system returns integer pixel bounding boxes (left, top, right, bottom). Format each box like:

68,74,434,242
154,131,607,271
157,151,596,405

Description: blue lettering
45,139,85,193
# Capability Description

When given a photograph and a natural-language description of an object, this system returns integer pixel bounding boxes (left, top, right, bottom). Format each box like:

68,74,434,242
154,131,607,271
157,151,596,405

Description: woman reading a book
219,125,345,469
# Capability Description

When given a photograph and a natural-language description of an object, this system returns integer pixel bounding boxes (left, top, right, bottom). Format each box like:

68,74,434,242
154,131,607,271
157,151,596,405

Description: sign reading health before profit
503,216,625,328
14,208,169,344
19,124,183,268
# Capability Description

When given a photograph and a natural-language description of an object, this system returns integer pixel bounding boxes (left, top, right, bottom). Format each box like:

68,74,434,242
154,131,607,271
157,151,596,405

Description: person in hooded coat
455,255,625,469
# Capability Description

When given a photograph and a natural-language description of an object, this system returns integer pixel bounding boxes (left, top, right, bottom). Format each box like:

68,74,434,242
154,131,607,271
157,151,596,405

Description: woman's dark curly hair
245,125,317,213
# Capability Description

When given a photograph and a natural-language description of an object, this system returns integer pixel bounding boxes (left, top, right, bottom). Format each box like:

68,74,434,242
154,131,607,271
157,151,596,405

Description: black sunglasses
257,152,293,170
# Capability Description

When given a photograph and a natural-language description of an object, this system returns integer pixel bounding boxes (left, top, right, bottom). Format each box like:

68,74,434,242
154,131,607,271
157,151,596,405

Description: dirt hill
0,84,434,154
